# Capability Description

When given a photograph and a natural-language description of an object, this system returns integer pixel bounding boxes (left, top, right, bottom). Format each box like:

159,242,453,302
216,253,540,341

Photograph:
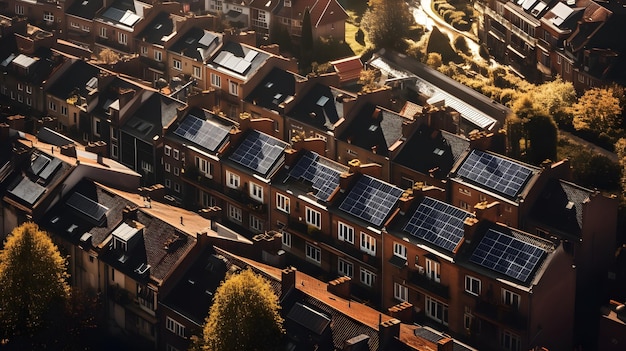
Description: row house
274,0,348,40
65,0,103,48
248,0,279,36
383,193,576,350
93,0,150,55
5,0,66,33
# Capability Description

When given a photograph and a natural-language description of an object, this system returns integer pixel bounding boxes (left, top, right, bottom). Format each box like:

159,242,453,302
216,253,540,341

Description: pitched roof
67,0,104,19
208,41,271,81
121,92,184,143
226,129,289,178
330,56,362,84
46,60,100,100
244,67,298,111
169,27,222,62
312,0,348,27
97,0,145,29
288,83,352,131
136,11,178,45
165,107,234,154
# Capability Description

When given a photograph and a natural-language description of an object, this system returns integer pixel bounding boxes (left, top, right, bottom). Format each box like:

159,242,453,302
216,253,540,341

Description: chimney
284,148,300,168
379,318,401,350
327,276,351,299
397,191,415,214
60,144,77,158
198,206,222,220
118,88,136,109
437,338,454,351
6,114,25,131
348,158,361,173
463,217,479,244
122,205,138,221
474,201,500,223
343,334,370,351
0,123,9,142
387,301,413,323
281,266,297,298
358,163,382,179
85,141,108,157
468,131,493,151
339,172,357,192
138,184,166,202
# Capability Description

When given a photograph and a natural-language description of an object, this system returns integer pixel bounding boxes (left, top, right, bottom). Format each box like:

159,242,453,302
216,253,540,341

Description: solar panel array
67,192,109,224
174,114,231,152
229,130,287,175
31,154,50,175
403,197,474,252
213,51,253,75
289,151,346,201
338,175,403,226
470,229,546,282
456,149,533,198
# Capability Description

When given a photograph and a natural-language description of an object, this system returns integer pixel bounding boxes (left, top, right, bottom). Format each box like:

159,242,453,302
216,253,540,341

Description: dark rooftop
136,11,176,45
208,41,270,80
67,0,104,19
244,67,297,112
46,60,100,101
288,83,351,131
169,27,221,62
121,92,185,143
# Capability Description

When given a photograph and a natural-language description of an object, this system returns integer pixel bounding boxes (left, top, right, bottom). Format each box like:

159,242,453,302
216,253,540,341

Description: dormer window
111,221,142,254
113,237,127,252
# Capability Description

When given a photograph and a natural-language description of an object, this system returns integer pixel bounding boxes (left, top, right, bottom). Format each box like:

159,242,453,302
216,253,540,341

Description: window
141,46,148,56
250,215,263,232
459,200,470,211
193,66,201,79
464,312,476,332
394,283,408,301
338,222,354,244
82,25,90,32
425,295,448,325
557,56,562,64
501,330,521,351
276,193,290,213
393,242,407,259
465,276,481,296
174,167,180,176
565,62,571,73
360,268,376,287
305,207,321,229
426,258,440,282
165,178,171,188
282,231,292,248
166,317,185,337
338,258,353,277
17,83,22,91
199,191,216,208
228,204,242,223
17,94,22,103
459,188,471,196
164,145,171,156
360,232,376,256
479,194,487,202
195,157,213,178
210,73,221,87
154,51,162,62
174,182,180,193
141,160,154,173
229,80,239,96
26,97,31,106
305,243,321,263
502,289,520,309
93,118,101,137
99,27,107,38
61,106,67,116
43,12,54,22
173,59,182,70
226,171,240,189
15,4,24,15
26,85,32,94
137,284,155,311
250,182,264,202
578,73,585,83
173,149,179,160
49,101,57,112
113,237,128,252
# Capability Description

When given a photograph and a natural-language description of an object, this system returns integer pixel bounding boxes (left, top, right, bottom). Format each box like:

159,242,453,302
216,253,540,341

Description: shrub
426,52,443,68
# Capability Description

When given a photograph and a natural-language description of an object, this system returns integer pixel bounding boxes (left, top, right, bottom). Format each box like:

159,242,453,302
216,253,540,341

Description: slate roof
0,47,62,84
244,67,297,112
121,92,184,143
165,107,234,154
530,179,591,238
169,27,222,62
37,127,76,147
67,0,104,19
46,60,100,100
394,125,468,179
208,41,270,81
94,77,145,119
136,11,177,45
97,0,144,29
287,83,351,131
339,103,407,157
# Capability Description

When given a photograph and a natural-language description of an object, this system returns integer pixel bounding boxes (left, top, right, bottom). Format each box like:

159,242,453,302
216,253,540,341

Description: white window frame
465,275,481,296
43,11,54,22
426,258,441,283
360,232,376,256
228,204,242,223
165,178,171,188
141,46,148,56
17,83,22,91
173,149,180,160
82,24,90,32
338,222,354,244
425,295,448,325
193,66,202,79
26,97,32,106
141,160,154,173
229,80,239,96
210,73,221,88
338,258,353,277
174,167,180,176
99,27,107,38
118,32,128,45
15,4,24,15
93,117,101,137
501,330,521,351
281,231,292,248
250,182,264,202
360,268,376,287
154,50,162,62
61,105,68,116
249,215,263,232
173,59,182,70
305,243,321,264
26,85,32,94
226,171,240,189
195,156,213,178
502,289,521,309
164,145,171,156
49,100,57,112
393,242,407,259
276,193,290,213
166,316,185,337
394,282,408,302
459,200,470,211
305,207,321,229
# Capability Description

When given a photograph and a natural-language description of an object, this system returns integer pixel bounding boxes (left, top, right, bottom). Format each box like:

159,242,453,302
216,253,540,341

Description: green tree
361,0,417,51
533,77,576,128
571,87,623,138
300,7,313,71
511,95,558,164
201,269,284,351
0,222,71,347
426,26,459,64
616,138,626,196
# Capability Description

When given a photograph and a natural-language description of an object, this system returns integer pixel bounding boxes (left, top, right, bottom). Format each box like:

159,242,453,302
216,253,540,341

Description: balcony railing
407,269,450,299
474,298,527,330
484,7,537,46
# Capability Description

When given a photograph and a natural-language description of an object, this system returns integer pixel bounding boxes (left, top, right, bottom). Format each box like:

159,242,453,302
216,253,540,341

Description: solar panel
9,177,45,205
174,114,231,152
39,158,62,181
456,149,533,198
31,154,50,175
338,175,403,226
289,151,347,201
403,197,474,252
244,50,258,62
67,192,109,223
470,229,546,282
228,130,287,175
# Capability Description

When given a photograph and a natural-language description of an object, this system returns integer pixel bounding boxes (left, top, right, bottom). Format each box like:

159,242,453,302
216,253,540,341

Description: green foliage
453,35,470,55
0,222,71,347
571,87,623,145
426,26,459,64
615,138,626,196
355,28,365,45
510,95,558,164
571,151,621,191
201,269,284,351
300,7,314,71
426,53,443,68
361,0,417,51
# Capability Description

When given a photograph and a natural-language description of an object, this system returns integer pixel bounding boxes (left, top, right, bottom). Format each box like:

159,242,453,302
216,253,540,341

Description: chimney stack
474,201,500,223
60,144,77,158
122,205,138,221
437,338,454,351
463,217,479,244
379,318,401,349
327,276,351,299
281,266,297,299
388,301,413,323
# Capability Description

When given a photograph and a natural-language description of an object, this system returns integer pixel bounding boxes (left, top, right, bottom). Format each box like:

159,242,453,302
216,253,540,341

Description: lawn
345,22,369,56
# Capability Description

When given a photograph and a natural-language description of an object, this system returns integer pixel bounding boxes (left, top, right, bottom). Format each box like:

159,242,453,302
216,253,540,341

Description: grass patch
345,22,369,56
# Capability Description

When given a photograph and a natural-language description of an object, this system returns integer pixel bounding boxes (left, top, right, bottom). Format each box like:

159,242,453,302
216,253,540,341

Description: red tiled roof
276,0,348,27
330,56,362,84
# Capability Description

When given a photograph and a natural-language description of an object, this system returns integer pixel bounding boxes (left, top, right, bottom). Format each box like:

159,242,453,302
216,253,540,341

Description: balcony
474,298,527,330
407,270,450,299
484,7,537,46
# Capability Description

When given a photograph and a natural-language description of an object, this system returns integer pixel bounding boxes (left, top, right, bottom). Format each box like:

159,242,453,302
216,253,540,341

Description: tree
511,95,558,164
0,222,70,347
571,87,623,139
533,77,576,128
426,26,459,64
97,48,119,64
300,7,313,71
361,0,417,51
616,138,626,196
201,269,284,351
